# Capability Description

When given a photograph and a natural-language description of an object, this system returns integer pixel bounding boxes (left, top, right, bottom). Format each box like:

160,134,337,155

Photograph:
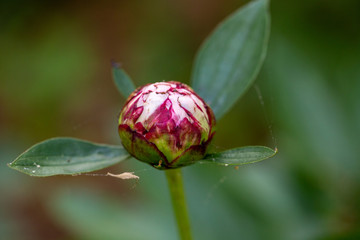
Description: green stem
165,168,192,240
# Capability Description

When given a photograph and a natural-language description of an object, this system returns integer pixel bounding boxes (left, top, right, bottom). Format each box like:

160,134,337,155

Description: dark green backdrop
1,0,359,239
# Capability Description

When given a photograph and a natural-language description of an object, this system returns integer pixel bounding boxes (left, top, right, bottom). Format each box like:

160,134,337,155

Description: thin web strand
254,84,278,150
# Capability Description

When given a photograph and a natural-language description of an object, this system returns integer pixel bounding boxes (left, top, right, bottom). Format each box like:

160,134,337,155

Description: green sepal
170,145,207,169
118,125,214,170
118,125,167,168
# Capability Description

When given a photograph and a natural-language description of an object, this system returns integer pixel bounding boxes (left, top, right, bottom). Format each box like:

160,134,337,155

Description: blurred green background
1,0,359,239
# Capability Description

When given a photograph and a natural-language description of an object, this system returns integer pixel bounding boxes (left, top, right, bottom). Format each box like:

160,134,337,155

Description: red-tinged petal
118,81,216,169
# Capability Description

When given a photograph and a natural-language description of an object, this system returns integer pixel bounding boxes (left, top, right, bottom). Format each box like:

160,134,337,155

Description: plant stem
165,168,192,240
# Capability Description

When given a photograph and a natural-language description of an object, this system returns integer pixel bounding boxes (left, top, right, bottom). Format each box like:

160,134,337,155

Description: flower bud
118,81,215,169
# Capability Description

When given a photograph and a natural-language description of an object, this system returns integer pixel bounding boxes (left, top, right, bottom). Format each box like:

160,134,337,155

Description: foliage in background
9,0,275,176
1,0,359,239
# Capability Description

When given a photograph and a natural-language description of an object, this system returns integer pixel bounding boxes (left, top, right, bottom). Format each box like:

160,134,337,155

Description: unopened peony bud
118,81,215,169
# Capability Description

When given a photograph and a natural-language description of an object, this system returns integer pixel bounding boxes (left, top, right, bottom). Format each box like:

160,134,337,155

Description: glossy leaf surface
112,62,136,98
191,0,270,120
201,146,276,166
8,137,131,176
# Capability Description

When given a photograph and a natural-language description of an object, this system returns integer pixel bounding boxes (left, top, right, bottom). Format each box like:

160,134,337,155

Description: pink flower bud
118,81,215,169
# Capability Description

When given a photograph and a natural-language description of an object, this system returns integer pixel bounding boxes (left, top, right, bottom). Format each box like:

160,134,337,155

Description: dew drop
224,164,229,167
36,165,40,168
32,170,36,173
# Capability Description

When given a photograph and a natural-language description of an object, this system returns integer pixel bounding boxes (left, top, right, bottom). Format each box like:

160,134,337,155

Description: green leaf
191,0,270,120
8,137,131,177
112,62,136,98
201,146,276,166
